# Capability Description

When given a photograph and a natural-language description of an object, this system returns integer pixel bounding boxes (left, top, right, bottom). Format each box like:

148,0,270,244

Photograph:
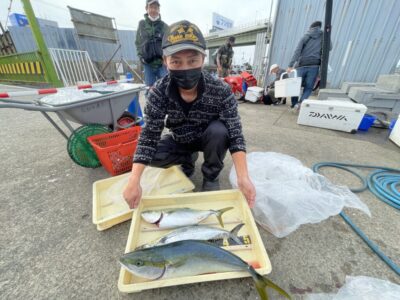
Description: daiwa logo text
308,112,348,121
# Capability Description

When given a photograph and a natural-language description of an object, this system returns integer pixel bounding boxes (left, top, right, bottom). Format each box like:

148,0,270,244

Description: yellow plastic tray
118,189,271,293
92,166,194,231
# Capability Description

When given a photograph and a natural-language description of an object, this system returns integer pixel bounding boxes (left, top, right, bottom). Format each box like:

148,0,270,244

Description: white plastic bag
229,152,370,237
306,276,400,300
103,167,165,206
40,88,101,105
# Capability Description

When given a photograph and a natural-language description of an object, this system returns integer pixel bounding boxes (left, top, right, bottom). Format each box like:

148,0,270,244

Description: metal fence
266,0,400,88
0,51,47,83
49,48,99,86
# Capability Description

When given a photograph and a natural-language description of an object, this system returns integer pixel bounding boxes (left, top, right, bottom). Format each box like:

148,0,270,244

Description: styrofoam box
245,86,264,103
92,166,194,231
297,99,367,133
389,115,400,147
118,190,271,293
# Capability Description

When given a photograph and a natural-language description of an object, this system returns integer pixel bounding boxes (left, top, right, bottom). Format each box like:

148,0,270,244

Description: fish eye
135,260,144,267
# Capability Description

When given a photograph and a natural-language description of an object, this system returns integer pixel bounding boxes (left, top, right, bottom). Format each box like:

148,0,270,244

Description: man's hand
123,163,146,209
123,178,142,209
231,151,256,208
287,67,294,73
237,176,256,208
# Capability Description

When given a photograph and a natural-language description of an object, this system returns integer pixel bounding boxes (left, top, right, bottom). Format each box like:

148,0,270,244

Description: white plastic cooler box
297,100,367,133
245,86,264,103
389,115,400,147
274,69,302,98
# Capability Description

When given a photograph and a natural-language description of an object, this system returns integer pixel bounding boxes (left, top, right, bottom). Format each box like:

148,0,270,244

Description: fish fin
169,260,186,269
249,266,291,300
229,223,244,244
214,207,234,228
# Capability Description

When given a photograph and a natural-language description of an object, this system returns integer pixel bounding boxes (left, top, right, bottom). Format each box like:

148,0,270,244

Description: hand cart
0,82,146,167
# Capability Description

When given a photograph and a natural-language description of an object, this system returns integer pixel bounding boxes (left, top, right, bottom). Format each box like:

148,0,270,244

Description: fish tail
214,207,234,228
229,223,244,244
249,266,291,300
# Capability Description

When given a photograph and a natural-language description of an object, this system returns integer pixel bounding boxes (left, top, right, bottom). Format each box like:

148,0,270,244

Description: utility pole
319,0,333,89
21,0,63,87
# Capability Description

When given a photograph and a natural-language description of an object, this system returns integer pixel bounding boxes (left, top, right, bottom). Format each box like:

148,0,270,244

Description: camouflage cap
146,0,160,5
162,20,206,56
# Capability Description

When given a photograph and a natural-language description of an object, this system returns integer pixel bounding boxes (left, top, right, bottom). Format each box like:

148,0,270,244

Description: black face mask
169,68,202,90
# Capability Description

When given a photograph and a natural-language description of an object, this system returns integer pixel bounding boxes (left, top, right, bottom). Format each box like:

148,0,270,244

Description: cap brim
163,44,206,56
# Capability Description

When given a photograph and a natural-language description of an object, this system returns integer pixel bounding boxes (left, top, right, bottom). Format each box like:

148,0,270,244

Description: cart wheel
67,124,111,168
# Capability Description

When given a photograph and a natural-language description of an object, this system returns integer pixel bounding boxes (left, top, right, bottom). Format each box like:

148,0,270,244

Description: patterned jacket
133,72,246,164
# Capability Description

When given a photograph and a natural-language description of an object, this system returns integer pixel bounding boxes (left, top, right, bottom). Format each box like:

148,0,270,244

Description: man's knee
204,121,229,140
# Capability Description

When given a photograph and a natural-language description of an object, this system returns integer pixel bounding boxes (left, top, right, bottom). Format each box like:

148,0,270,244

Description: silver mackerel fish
141,207,233,228
137,223,245,249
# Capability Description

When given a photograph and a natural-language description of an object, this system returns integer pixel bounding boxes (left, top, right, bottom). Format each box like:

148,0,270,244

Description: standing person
287,21,328,109
135,0,169,87
216,36,235,78
123,20,256,209
262,63,287,105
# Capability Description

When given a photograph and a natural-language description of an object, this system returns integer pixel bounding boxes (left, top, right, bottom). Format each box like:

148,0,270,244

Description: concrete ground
0,87,399,300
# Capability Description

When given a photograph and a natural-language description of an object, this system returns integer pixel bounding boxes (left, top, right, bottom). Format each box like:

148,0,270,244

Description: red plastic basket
87,126,142,176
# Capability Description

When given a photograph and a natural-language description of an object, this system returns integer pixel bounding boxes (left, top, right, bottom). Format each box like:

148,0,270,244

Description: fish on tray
120,240,291,300
141,207,233,228
137,223,245,249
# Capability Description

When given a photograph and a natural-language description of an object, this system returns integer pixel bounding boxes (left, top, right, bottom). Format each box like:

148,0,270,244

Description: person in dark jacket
216,36,235,78
135,0,169,87
123,20,256,209
262,64,287,105
287,21,327,109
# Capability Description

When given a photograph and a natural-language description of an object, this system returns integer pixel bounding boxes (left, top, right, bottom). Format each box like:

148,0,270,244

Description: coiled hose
313,162,400,276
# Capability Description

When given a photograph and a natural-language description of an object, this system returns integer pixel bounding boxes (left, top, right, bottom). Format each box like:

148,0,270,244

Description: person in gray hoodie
287,21,326,109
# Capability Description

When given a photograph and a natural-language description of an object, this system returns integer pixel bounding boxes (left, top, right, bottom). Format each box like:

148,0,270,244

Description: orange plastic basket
87,126,142,176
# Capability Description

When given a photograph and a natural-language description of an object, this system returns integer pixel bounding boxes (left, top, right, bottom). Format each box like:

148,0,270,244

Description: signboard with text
212,13,233,31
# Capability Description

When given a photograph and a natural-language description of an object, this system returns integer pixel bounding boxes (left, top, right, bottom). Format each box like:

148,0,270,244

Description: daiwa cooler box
389,115,400,147
297,100,367,133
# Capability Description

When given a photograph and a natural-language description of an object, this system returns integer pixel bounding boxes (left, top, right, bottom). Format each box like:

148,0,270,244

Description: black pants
149,120,229,181
262,88,285,105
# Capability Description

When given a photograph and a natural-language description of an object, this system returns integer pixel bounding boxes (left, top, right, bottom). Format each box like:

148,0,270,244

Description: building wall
266,0,400,88
9,26,137,63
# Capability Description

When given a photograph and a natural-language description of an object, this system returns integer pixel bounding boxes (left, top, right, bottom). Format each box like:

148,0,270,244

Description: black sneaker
201,179,220,192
